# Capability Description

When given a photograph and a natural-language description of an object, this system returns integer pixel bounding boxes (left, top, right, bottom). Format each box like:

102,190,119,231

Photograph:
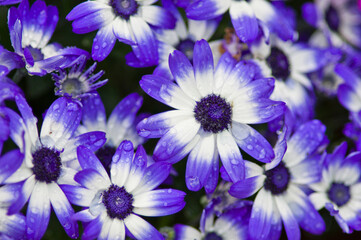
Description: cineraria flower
75,92,146,172
0,77,24,104
62,141,186,240
0,94,106,240
174,200,252,240
126,0,219,72
0,45,24,77
302,0,361,49
52,55,108,100
186,0,295,43
66,0,176,62
7,0,89,76
228,120,326,240
254,37,328,130
137,39,285,192
309,142,361,233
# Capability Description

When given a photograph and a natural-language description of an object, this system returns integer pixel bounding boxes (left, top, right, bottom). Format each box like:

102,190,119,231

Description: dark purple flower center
27,46,44,62
264,162,290,195
204,232,223,240
102,184,134,219
327,183,350,207
325,5,340,31
111,0,138,19
32,147,62,183
96,145,116,173
194,94,232,133
266,47,290,81
176,39,195,61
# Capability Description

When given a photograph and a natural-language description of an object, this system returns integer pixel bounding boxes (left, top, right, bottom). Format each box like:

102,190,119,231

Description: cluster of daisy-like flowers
0,0,361,239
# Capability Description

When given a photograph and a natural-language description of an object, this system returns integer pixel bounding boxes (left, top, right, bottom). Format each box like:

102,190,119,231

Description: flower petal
124,214,163,240
229,1,258,43
77,145,109,181
124,145,148,192
140,5,175,29
40,97,82,148
48,183,78,238
107,93,142,146
26,181,50,240
92,24,117,62
132,162,172,195
217,130,245,183
229,175,266,199
0,149,23,184
231,122,274,163
61,184,95,207
186,0,231,20
185,133,215,191
153,118,200,163
274,195,300,240
110,140,134,187
81,93,107,132
193,39,214,96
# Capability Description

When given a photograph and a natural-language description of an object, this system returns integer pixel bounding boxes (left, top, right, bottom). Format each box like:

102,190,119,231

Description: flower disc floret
327,182,351,207
264,162,290,195
102,184,134,220
194,94,232,133
111,0,138,20
32,147,62,183
266,47,290,81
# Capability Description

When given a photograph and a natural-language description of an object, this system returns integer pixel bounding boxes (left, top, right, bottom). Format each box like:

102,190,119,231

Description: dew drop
102,42,107,48
94,45,99,50
247,145,254,150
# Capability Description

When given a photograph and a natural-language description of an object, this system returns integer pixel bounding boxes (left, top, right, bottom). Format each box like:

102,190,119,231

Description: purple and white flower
52,55,108,100
309,142,361,233
0,94,106,240
66,0,176,62
186,0,296,43
137,39,285,192
62,140,186,240
75,92,146,172
126,0,219,72
7,0,89,76
174,201,252,240
229,120,327,240
302,0,361,49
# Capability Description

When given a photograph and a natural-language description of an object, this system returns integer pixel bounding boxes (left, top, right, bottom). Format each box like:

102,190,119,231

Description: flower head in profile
66,0,176,62
137,39,285,192
0,94,106,240
52,55,108,100
309,142,361,233
228,120,327,240
7,0,89,76
62,140,186,240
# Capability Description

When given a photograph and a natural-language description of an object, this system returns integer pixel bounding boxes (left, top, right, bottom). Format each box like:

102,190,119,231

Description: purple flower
228,120,327,240
7,0,89,76
66,0,176,62
126,0,219,70
52,55,108,100
174,201,252,240
0,207,26,240
309,142,361,233
0,94,106,240
302,0,361,49
74,92,147,171
62,140,186,240
137,39,285,192
186,0,296,43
